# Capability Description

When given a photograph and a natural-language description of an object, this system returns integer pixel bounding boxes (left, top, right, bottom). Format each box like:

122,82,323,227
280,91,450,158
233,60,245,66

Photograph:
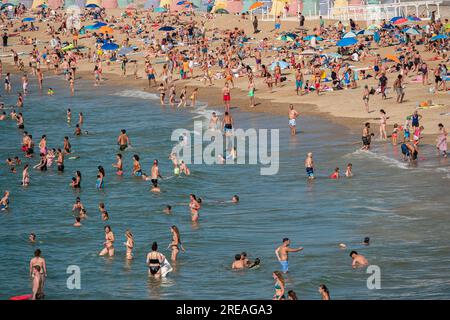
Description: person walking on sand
288,104,299,136
362,85,370,113
393,75,405,103
275,238,304,273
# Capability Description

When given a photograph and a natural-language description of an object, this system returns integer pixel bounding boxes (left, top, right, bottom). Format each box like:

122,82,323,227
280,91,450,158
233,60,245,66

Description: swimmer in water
72,197,84,213
179,160,190,175
345,163,353,177
168,225,185,261
330,167,340,179
132,154,142,177
99,202,109,221
209,112,220,131
150,159,162,192
124,230,134,260
350,250,369,268
319,284,330,300
275,238,303,273
74,124,81,136
232,254,246,269
29,233,36,243
163,205,172,214
362,237,370,246
0,190,10,211
112,154,123,175
189,194,201,222
232,195,239,203
73,217,82,227
305,152,314,180
118,129,131,151
67,108,71,123
99,225,115,257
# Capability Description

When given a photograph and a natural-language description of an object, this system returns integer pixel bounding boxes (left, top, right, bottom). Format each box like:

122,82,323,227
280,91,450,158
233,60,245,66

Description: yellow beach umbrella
99,26,114,34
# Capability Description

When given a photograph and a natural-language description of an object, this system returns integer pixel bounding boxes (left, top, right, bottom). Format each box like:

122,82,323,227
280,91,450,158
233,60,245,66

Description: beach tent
31,0,48,8
101,0,118,8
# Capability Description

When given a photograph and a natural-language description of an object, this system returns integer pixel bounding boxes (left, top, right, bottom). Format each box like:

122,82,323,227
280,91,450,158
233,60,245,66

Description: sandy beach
2,8,449,143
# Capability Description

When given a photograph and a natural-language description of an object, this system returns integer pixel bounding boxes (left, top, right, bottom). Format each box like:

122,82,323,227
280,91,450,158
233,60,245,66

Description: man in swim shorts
150,159,162,192
117,129,130,151
275,238,304,273
361,122,372,151
288,104,299,136
304,152,314,180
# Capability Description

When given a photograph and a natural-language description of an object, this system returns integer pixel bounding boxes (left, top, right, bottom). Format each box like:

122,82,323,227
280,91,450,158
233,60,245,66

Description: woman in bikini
99,225,115,257
272,271,285,300
112,154,123,175
169,225,185,262
29,249,47,299
189,194,201,222
132,155,142,177
146,242,165,278
124,230,134,260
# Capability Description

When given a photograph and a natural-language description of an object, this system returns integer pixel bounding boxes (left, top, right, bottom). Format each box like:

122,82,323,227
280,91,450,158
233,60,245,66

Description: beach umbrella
37,4,48,8
404,28,419,35
277,35,295,42
327,52,342,59
357,30,374,36
248,1,264,11
99,26,114,34
303,35,323,41
94,22,107,27
336,37,358,47
1,3,15,9
382,24,395,29
269,61,289,71
390,16,403,23
407,16,421,22
86,4,100,8
176,1,186,4
430,34,448,41
22,17,36,22
154,7,167,12
393,18,408,25
118,47,134,56
84,25,100,30
159,26,175,31
215,8,229,14
385,54,400,63
101,43,119,51
343,31,357,38
367,24,380,30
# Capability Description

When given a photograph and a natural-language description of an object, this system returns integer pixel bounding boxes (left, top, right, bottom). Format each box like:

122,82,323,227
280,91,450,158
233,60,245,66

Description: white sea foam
349,149,410,170
113,89,159,100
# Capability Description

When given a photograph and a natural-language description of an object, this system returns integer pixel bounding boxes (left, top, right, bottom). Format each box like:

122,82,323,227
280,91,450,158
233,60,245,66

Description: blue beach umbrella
430,34,448,41
390,16,403,23
118,47,134,56
84,25,99,30
407,16,421,22
404,28,420,35
101,43,119,51
154,7,167,12
343,31,357,38
303,35,323,41
22,17,35,22
159,26,175,31
86,4,100,8
94,22,107,27
336,37,358,47
269,61,289,71
176,1,186,4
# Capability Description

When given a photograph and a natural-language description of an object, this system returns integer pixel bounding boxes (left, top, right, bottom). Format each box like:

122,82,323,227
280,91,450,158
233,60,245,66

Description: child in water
391,124,399,146
330,167,340,179
345,163,353,177
47,88,54,96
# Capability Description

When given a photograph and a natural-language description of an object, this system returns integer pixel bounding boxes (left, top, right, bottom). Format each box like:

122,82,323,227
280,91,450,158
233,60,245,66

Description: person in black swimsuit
146,242,164,277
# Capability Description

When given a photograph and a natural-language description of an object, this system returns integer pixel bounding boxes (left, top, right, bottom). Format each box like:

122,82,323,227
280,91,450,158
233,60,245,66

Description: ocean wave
113,89,159,100
348,149,410,170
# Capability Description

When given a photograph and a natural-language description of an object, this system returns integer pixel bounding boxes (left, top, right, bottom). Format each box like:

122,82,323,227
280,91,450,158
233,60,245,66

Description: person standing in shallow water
288,104,299,136
275,238,304,273
99,225,115,257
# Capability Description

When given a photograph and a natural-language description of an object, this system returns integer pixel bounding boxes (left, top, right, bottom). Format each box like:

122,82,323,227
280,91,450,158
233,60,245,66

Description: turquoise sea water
0,76,450,299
